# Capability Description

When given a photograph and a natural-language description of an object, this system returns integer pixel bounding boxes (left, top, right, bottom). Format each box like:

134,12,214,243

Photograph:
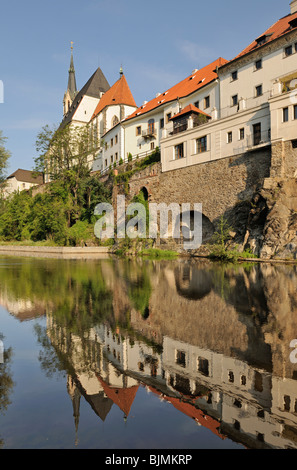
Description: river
0,254,296,449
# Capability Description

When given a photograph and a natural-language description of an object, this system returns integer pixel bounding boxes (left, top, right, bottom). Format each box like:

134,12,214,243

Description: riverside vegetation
0,125,176,257
0,125,259,261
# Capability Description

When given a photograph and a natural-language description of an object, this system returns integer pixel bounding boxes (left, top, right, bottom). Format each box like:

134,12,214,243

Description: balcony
246,129,271,149
142,128,156,139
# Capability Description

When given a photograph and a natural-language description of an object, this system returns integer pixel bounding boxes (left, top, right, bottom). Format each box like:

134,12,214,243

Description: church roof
124,57,228,122
97,375,139,417
91,74,137,120
60,67,110,128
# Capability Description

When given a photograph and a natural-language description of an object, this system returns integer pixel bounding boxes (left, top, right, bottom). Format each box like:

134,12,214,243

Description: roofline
91,102,137,122
219,22,297,71
123,77,218,124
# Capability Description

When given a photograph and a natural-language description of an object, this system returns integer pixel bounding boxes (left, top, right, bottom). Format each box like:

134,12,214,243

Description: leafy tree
0,130,11,184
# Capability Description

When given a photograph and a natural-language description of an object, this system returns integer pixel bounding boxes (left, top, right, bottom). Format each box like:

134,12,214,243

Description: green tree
0,130,11,184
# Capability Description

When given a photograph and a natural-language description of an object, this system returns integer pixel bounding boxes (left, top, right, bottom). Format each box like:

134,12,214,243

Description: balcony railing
142,128,156,138
246,129,271,149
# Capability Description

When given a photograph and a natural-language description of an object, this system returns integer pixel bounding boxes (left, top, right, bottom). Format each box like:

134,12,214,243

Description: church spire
67,41,77,100
63,42,77,115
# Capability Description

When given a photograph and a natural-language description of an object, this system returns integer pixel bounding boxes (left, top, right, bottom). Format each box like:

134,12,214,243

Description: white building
90,70,137,173
2,169,43,198
121,57,227,165
160,1,297,175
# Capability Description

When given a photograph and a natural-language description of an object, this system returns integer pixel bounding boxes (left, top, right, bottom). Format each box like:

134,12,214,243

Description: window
194,100,200,109
232,94,238,106
292,139,297,149
255,59,262,70
227,131,233,143
105,159,107,167
294,105,297,120
204,96,210,109
255,84,263,97
239,128,245,140
285,45,293,57
115,134,118,144
166,112,172,123
160,118,164,129
253,123,262,146
110,138,113,147
136,126,141,136
198,357,209,376
228,371,234,383
150,142,155,150
175,143,184,159
234,420,240,431
111,155,113,163
176,350,186,368
231,70,238,81
148,118,155,134
196,136,207,153
283,107,289,122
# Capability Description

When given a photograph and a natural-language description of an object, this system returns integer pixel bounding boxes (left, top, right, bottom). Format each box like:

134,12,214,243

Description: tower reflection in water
1,256,297,448
38,258,297,450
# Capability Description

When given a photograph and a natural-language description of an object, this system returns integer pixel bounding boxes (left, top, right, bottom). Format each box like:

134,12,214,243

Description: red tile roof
222,11,297,67
97,375,139,417
148,386,226,440
91,74,136,120
170,104,211,120
124,57,228,122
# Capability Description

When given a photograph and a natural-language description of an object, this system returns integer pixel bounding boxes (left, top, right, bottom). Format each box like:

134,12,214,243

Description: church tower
63,42,77,116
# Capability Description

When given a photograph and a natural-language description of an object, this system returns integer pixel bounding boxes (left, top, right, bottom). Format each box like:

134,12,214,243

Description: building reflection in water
1,257,297,449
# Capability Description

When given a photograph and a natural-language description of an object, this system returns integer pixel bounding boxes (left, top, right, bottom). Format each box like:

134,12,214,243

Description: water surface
0,255,297,449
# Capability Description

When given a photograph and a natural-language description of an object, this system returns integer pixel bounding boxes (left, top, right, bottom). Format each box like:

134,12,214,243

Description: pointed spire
67,41,77,100
119,64,123,78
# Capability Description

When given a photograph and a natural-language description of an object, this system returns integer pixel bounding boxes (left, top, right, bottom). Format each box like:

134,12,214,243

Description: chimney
291,0,297,14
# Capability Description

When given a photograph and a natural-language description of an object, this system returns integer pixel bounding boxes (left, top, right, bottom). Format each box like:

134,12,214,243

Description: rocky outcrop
242,178,297,260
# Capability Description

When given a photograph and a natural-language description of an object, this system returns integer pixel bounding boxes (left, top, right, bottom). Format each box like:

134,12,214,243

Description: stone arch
174,265,213,300
176,209,215,245
140,186,149,201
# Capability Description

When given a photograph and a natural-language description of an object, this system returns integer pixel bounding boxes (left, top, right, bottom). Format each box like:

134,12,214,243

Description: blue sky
0,0,290,174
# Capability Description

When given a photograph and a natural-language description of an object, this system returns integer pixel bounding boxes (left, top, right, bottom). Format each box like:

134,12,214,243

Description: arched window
112,115,119,127
148,118,155,134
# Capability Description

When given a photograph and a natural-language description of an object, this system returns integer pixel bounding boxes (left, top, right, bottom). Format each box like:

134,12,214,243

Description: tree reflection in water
0,256,297,448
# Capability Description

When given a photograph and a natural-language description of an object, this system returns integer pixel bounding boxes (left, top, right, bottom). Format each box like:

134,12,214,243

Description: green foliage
0,173,112,246
67,220,94,246
211,215,232,249
208,216,257,262
0,130,11,184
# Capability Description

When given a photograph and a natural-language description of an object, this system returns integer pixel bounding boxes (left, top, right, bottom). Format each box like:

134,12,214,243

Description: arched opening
140,186,149,201
112,115,119,127
179,210,214,245
174,265,213,300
